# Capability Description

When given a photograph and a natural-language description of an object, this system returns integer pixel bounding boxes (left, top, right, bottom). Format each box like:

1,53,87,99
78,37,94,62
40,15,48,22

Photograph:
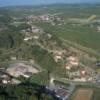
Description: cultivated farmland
72,88,93,100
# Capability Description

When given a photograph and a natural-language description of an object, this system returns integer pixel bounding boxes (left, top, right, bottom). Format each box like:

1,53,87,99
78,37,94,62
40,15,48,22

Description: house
53,50,65,62
0,67,5,71
2,76,12,84
67,56,79,66
97,26,100,32
46,33,52,39
32,27,40,33
11,79,21,84
33,35,39,39
10,56,17,60
65,64,71,70
2,80,8,84
24,37,32,41
23,72,33,78
54,88,69,100
96,61,100,67
40,15,50,21
73,77,86,82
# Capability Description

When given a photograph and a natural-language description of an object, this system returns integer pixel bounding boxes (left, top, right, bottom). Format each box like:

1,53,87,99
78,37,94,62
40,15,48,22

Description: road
54,77,100,88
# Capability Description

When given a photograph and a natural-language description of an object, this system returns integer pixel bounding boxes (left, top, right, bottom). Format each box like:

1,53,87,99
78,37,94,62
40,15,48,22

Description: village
0,8,100,100
2,12,99,84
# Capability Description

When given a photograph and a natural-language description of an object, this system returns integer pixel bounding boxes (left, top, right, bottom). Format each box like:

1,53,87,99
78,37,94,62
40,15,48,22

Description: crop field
7,5,100,55
33,5,100,57
4,5,100,54
72,88,93,100
93,88,100,100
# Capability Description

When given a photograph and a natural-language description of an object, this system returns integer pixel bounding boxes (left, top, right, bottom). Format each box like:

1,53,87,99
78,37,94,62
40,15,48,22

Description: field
0,4,100,100
72,88,93,100
1,5,100,58
36,21,100,57
33,5,100,57
93,88,100,100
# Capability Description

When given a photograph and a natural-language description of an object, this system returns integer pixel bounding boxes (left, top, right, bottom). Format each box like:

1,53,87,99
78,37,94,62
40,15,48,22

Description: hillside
0,4,100,100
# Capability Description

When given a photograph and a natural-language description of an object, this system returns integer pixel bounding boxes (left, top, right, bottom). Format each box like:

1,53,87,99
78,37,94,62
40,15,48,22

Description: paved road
55,77,100,88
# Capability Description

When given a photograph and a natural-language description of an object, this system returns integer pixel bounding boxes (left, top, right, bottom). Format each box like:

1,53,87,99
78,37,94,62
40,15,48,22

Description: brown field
73,88,93,100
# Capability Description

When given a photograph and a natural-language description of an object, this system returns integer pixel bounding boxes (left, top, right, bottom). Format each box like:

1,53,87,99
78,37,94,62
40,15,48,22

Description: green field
2,5,100,55
29,5,100,57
